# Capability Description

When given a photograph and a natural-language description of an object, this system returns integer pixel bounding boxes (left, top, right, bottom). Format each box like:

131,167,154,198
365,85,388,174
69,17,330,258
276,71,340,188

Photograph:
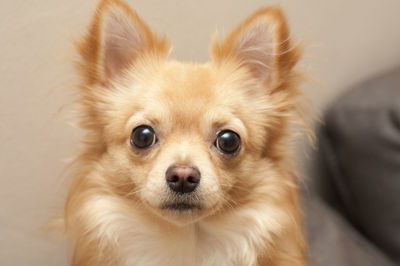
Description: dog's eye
130,125,157,149
215,130,241,155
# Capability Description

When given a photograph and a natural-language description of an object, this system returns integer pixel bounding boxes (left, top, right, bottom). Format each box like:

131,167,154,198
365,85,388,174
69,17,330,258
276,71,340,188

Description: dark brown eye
130,125,157,149
215,130,241,155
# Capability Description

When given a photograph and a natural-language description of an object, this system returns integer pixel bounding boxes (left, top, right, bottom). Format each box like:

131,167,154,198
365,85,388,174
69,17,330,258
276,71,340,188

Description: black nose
165,165,201,194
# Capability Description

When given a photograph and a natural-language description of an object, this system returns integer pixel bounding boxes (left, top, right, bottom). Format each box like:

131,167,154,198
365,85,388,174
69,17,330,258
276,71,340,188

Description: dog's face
104,62,271,224
78,0,300,225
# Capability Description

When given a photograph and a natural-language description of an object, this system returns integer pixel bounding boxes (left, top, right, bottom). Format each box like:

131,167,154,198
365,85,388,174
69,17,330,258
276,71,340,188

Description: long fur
63,0,308,265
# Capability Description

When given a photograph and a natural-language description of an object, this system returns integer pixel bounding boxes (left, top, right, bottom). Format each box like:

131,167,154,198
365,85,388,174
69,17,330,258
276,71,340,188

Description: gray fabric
304,196,396,266
321,65,400,264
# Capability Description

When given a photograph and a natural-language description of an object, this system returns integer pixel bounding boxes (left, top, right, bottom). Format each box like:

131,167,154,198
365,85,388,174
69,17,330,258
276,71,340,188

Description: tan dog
64,0,307,265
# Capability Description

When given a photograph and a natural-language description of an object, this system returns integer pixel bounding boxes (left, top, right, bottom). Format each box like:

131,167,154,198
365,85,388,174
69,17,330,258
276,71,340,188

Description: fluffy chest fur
84,195,286,266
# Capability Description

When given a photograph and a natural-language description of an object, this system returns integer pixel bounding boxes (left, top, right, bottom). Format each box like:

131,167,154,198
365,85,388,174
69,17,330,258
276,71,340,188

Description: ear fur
211,8,301,88
78,0,170,85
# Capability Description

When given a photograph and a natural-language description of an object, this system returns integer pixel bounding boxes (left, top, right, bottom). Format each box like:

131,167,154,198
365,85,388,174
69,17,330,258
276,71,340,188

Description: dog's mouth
159,191,204,213
162,202,201,212
161,194,203,212
162,202,202,212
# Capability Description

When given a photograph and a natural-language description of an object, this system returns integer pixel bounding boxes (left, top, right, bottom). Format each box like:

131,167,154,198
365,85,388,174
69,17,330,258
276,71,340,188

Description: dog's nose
165,165,201,194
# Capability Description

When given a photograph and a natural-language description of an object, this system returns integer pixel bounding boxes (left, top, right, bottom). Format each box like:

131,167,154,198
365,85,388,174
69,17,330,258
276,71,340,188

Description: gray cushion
304,196,396,266
321,65,400,264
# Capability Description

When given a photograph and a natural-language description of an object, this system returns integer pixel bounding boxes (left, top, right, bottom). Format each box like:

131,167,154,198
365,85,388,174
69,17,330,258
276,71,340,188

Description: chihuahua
63,0,307,265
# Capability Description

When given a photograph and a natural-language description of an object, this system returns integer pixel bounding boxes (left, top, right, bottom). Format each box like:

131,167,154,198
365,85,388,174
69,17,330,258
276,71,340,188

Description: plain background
1,0,400,265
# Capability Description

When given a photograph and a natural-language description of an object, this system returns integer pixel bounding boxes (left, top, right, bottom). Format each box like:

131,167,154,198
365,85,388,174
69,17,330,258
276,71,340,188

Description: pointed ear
211,8,300,87
78,0,170,84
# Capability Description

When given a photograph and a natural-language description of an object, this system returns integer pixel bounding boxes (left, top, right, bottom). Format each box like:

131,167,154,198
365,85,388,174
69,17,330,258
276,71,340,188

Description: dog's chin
159,201,205,226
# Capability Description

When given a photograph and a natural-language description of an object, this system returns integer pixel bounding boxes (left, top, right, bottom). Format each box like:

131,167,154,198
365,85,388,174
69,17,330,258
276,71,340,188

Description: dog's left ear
211,8,300,88
78,0,170,84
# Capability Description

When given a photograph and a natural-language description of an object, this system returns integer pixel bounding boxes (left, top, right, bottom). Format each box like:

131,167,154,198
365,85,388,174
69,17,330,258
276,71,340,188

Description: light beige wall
1,0,399,265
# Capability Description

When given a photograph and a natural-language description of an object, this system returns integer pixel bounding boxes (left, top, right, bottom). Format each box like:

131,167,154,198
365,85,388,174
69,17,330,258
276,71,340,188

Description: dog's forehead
151,62,220,116
159,62,216,98
134,60,252,130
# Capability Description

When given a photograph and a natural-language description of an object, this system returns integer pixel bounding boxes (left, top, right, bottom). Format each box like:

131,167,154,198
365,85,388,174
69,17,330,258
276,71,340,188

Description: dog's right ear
211,8,300,90
78,0,170,85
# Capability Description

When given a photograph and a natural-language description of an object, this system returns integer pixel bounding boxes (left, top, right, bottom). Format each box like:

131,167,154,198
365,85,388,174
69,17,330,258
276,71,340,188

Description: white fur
80,194,287,266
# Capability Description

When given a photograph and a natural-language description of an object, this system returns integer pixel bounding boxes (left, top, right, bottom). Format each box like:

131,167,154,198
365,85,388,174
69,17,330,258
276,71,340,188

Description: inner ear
233,21,275,84
211,8,299,86
102,8,148,79
78,0,171,85
99,3,157,81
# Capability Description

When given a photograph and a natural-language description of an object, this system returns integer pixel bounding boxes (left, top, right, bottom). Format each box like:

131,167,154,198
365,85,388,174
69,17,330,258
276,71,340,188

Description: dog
63,0,307,265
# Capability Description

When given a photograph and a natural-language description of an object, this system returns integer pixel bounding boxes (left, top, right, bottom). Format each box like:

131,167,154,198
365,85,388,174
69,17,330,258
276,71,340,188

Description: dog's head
76,0,301,225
